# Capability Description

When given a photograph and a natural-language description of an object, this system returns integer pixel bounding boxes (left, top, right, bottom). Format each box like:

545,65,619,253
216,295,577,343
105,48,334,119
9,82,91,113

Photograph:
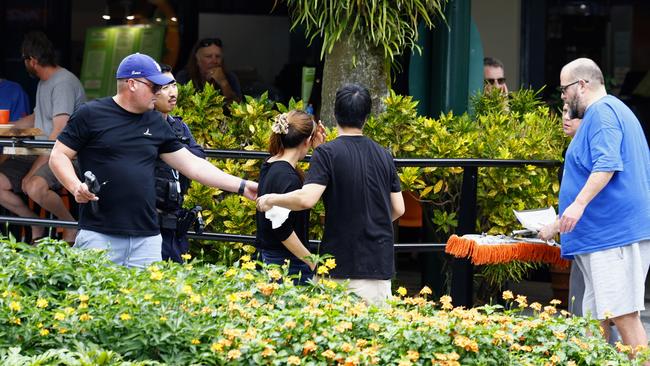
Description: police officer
154,64,206,262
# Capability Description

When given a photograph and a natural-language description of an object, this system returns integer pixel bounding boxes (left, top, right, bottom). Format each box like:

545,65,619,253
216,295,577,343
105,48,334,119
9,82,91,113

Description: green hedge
1,239,642,365
174,85,566,289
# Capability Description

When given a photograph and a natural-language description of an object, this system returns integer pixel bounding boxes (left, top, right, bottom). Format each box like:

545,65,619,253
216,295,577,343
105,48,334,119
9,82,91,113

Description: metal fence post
451,166,478,307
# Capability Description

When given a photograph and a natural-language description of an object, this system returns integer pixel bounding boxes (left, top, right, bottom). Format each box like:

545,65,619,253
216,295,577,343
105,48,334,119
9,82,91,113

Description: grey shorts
0,155,62,192
575,239,650,320
74,229,162,268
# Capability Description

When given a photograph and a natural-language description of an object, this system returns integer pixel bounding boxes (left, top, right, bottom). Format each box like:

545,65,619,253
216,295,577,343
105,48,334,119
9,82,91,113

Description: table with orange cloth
446,234,569,268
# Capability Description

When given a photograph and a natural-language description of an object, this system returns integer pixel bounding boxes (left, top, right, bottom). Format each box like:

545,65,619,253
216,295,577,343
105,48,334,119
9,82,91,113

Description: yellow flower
502,290,514,300
159,316,168,322
439,295,453,310
181,253,192,260
79,294,89,302
119,313,131,321
39,329,50,336
419,286,432,296
189,294,201,303
191,339,200,345
58,327,68,334
529,302,542,311
398,361,412,366
143,294,153,301
79,313,93,321
604,310,613,319
10,317,21,325
8,301,21,312
515,295,527,308
317,266,329,275
36,298,48,308
368,323,380,331
261,346,276,357
64,307,75,315
407,350,420,361
287,355,301,365
78,302,88,309
225,268,237,277
241,261,256,271
396,287,407,296
550,298,562,306
240,255,251,262
324,258,337,269
227,349,241,360
150,271,163,281
182,285,193,294
321,349,336,359
302,340,317,354
267,269,282,281
53,312,66,321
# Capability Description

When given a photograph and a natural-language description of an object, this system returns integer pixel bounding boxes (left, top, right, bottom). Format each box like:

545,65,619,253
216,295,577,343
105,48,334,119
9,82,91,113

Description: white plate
0,125,14,129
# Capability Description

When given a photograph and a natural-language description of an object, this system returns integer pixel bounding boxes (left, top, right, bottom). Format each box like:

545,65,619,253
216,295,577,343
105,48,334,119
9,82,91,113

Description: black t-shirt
255,161,309,258
304,136,401,279
58,97,184,236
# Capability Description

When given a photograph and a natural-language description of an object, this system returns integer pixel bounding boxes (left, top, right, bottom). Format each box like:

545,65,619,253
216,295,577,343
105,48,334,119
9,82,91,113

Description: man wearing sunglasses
483,56,509,94
545,58,650,356
176,38,242,103
49,53,257,268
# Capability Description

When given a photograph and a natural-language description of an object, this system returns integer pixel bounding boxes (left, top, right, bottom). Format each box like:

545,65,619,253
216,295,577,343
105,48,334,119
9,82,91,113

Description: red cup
0,110,9,124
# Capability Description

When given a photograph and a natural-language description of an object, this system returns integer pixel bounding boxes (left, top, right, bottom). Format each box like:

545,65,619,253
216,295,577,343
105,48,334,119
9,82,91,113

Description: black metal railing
0,138,560,306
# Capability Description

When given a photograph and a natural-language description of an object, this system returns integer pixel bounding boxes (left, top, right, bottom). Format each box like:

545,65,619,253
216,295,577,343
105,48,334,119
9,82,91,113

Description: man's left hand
559,201,586,233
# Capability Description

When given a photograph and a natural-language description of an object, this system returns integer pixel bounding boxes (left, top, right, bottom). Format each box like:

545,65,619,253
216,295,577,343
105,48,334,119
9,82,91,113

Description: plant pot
550,263,571,308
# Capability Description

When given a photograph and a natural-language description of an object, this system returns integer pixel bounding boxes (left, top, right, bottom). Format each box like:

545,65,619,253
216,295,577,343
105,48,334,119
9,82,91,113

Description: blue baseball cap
115,53,173,85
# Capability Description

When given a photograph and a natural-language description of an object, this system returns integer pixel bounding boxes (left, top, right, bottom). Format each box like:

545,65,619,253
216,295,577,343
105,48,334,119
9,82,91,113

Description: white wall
472,0,521,89
198,14,290,85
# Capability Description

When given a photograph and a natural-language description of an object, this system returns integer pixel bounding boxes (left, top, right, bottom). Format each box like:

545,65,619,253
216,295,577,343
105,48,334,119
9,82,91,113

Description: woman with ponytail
255,110,326,283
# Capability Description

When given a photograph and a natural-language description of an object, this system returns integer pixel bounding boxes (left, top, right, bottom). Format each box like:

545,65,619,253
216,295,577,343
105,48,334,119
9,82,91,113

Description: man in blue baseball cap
48,52,258,268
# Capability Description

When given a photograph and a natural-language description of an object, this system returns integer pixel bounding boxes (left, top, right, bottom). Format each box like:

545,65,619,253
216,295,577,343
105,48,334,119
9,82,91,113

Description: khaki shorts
0,155,77,192
330,278,392,307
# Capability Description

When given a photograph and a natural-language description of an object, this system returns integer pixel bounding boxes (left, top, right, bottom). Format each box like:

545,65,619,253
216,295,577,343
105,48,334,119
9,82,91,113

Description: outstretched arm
256,183,326,212
161,147,257,200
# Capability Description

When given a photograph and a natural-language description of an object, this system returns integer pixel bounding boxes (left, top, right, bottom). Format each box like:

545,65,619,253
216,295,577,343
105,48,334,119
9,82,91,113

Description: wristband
238,179,246,195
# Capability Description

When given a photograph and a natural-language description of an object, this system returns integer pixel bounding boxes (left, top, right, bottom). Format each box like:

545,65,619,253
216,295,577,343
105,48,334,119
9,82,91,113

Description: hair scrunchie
272,113,289,135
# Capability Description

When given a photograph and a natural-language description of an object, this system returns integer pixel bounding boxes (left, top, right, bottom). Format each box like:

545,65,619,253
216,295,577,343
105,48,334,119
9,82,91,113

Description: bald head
561,58,604,87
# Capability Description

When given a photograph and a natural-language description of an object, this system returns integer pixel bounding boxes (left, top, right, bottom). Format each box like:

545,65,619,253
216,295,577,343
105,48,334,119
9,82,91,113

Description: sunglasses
198,38,223,48
485,78,506,85
132,79,163,94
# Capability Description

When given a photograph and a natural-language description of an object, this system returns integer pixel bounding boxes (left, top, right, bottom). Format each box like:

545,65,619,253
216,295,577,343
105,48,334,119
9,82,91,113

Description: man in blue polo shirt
543,58,650,355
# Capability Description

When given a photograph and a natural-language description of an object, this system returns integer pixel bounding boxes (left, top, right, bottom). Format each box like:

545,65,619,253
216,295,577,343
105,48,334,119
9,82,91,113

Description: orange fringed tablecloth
446,234,570,268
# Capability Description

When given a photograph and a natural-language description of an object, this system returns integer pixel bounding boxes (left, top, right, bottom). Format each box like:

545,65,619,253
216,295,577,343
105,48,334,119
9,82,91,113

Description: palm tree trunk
320,32,389,126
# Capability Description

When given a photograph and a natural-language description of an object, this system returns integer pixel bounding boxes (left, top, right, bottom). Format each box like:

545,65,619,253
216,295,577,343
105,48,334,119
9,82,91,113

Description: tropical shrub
175,84,566,292
1,239,645,365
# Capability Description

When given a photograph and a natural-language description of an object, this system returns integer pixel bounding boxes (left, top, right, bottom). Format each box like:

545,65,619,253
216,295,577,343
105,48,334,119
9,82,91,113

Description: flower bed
0,239,644,365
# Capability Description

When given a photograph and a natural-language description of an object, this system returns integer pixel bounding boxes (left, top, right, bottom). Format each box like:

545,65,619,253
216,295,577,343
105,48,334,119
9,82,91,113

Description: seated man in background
483,56,509,94
175,38,242,103
0,31,85,243
154,64,206,263
0,76,30,122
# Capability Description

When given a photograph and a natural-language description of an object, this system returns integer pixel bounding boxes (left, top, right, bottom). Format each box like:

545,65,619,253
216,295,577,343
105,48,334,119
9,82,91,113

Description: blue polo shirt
559,95,650,259
0,79,30,121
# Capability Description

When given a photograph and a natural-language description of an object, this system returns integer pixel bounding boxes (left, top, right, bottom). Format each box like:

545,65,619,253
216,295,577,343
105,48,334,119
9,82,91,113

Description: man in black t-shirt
257,84,405,306
49,53,257,268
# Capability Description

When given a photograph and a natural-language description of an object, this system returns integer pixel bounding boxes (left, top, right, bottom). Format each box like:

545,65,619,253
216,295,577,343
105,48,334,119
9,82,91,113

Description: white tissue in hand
265,206,291,229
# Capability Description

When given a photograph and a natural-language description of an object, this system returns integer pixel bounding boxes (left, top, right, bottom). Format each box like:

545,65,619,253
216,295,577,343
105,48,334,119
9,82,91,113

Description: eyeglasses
558,79,589,94
132,79,162,94
198,38,223,48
